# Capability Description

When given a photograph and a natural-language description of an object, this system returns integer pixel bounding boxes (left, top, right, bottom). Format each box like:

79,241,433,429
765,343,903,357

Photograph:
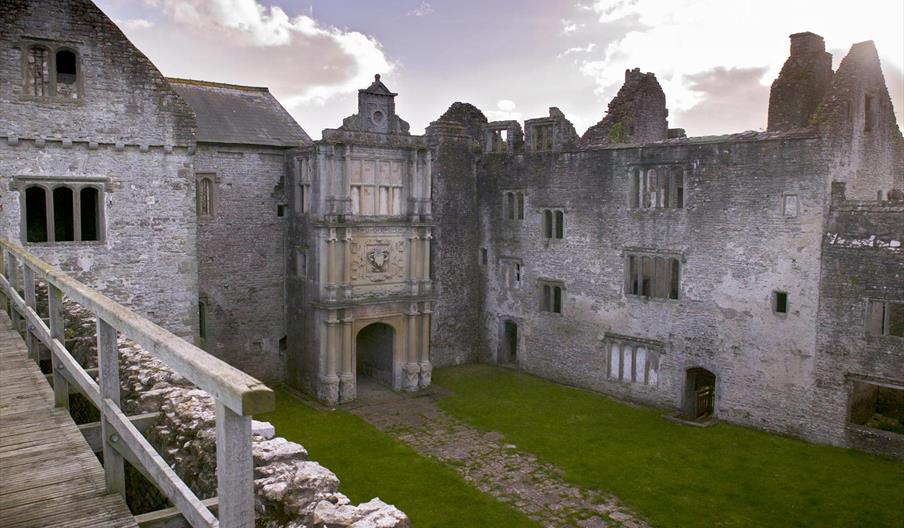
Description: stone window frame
196,172,217,220
772,290,789,315
541,208,565,240
782,192,799,218
296,157,312,215
18,39,85,101
846,375,904,437
529,123,555,152
538,278,565,315
865,299,904,339
499,257,523,290
627,164,686,210
623,248,684,301
603,332,664,386
480,247,488,266
14,176,107,245
503,190,525,221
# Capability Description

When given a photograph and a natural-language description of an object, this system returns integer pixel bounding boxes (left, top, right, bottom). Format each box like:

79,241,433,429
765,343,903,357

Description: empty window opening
481,248,488,265
540,281,563,314
79,187,99,241
297,182,310,214
533,125,553,151
506,192,515,219
500,259,522,290
517,193,524,219
277,204,286,217
279,336,287,353
27,46,49,96
864,94,876,132
626,253,680,300
25,187,48,243
629,166,685,209
783,194,799,217
867,300,904,337
491,130,508,152
52,187,74,242
608,341,660,385
774,291,788,314
542,209,564,239
850,382,904,435
55,49,77,98
198,300,207,340
197,177,213,217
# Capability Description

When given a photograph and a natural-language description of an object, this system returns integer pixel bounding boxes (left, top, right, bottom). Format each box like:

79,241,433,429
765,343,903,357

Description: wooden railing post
23,266,36,360
216,401,254,527
48,284,69,408
5,251,20,330
98,318,126,497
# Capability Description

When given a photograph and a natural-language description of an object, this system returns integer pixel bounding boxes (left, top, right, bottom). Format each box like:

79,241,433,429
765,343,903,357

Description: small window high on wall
55,49,78,98
21,183,104,244
22,44,80,99
197,175,214,217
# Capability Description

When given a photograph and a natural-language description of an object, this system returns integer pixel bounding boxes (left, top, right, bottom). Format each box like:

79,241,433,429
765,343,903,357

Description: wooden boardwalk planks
0,312,137,528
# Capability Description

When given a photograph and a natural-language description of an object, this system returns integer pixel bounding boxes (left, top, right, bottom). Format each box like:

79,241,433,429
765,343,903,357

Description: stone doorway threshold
662,411,719,428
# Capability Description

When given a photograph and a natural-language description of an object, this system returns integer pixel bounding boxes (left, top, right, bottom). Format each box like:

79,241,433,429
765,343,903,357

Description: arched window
26,46,49,96
53,187,75,242
80,187,100,241
197,177,214,217
25,187,48,243
55,49,78,98
554,210,564,238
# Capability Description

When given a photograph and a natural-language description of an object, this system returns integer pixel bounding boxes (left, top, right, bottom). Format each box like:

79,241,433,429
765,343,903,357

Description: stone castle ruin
2,0,903,464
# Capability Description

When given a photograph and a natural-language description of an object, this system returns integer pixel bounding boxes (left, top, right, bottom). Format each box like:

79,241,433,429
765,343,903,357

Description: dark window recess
480,248,488,265
277,204,286,217
198,301,207,340
540,282,563,314
517,193,524,220
279,336,287,352
555,211,564,238
774,291,788,314
55,49,77,84
25,187,47,243
506,192,515,220
79,187,99,241
52,187,74,242
543,209,564,239
850,381,904,435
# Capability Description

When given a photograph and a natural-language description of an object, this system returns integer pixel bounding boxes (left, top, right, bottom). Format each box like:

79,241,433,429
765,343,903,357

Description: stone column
325,229,337,301
423,149,432,218
318,311,340,404
341,230,353,299
421,228,433,294
408,233,419,295
419,302,432,388
339,315,355,402
403,303,420,391
408,149,418,217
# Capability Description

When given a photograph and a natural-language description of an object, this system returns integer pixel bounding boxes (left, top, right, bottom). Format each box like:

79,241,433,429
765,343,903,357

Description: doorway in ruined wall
499,320,518,365
356,322,395,389
684,368,716,420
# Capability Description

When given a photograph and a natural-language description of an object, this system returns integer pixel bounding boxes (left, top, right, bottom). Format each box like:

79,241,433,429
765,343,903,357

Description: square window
774,291,788,314
277,204,286,217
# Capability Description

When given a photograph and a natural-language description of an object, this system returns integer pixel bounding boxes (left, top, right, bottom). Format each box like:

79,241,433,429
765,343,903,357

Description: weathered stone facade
286,76,434,404
3,1,902,459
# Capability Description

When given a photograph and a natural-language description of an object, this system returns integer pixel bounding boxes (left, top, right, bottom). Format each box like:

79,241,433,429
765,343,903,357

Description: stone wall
812,183,904,458
475,134,830,439
767,32,833,131
195,144,289,383
580,68,668,147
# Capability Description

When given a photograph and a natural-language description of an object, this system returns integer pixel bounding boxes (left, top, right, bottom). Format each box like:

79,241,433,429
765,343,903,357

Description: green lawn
433,365,904,528
258,388,536,528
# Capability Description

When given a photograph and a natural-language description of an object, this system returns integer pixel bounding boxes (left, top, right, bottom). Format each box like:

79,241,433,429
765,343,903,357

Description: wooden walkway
0,312,137,528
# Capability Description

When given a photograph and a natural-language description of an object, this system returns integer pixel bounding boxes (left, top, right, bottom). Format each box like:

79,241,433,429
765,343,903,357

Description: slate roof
167,78,312,147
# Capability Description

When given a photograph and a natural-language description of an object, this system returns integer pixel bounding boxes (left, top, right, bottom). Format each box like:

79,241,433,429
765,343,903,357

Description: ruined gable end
767,32,834,132
580,68,669,147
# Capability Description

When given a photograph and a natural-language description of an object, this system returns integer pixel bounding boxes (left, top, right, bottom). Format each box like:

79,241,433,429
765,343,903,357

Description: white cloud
407,2,434,17
561,18,581,34
486,99,522,121
114,18,154,30
558,43,596,58
148,0,393,104
578,0,904,132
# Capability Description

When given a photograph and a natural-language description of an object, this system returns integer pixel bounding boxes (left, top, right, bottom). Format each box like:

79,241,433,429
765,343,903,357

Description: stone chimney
767,32,834,131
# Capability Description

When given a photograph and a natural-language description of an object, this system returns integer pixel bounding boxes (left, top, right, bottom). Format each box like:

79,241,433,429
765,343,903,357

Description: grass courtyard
262,366,904,528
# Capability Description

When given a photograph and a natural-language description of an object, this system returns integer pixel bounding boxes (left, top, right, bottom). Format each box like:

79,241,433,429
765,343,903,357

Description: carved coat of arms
367,247,390,272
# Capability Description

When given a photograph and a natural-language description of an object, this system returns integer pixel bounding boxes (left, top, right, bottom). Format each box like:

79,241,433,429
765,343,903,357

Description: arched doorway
356,323,395,389
684,368,716,419
499,321,518,364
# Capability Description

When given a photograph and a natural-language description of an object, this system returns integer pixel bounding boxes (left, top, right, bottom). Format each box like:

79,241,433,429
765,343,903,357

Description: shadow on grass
433,364,904,528
258,388,537,528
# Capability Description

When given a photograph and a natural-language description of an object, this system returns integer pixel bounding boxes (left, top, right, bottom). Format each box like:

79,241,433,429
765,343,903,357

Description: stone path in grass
346,386,648,528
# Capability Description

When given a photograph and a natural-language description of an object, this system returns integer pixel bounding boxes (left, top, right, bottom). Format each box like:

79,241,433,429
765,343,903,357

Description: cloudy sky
96,0,904,139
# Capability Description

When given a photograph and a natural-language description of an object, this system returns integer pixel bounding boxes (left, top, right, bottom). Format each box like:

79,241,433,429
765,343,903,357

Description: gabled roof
167,78,312,147
361,74,397,96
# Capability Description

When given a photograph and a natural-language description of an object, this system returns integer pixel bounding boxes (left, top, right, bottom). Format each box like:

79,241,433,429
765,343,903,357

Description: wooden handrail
0,237,272,528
